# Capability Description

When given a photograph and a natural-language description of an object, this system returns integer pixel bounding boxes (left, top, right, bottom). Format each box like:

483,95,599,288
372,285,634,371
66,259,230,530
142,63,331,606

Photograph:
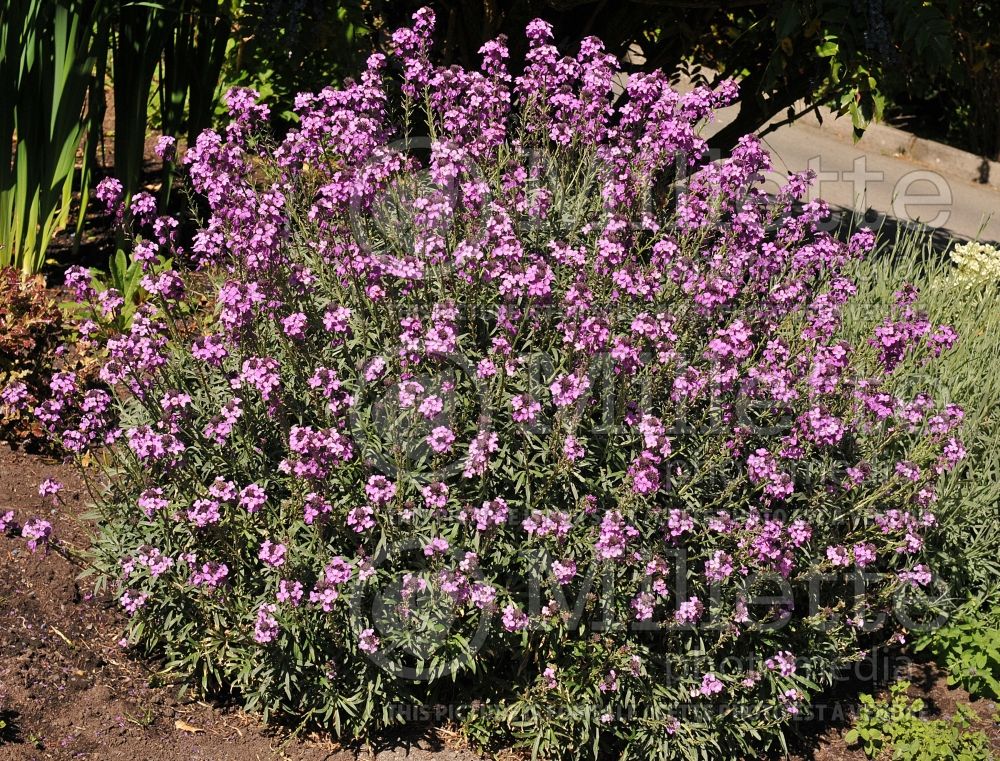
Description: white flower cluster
949,240,1000,288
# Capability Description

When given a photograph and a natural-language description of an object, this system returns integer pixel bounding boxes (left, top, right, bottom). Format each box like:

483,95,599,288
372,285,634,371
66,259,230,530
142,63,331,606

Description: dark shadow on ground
0,709,24,745
768,646,909,761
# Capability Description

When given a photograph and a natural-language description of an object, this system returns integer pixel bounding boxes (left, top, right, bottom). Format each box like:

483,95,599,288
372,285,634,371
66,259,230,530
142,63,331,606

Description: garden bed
0,443,479,760
2,440,998,759
4,9,1000,759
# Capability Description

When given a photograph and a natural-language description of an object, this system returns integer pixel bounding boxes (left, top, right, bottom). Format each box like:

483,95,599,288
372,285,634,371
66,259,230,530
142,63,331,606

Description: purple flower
551,559,576,585
136,546,174,577
853,542,877,568
154,135,177,162
674,596,704,625
765,650,797,677
303,492,332,525
191,561,229,588
801,406,845,447
595,511,638,560
787,520,812,546
64,266,96,301
501,604,529,632
549,372,590,408
426,426,456,453
562,435,585,461
898,564,932,587
825,545,850,567
697,673,724,697
938,438,966,473
240,357,281,401
277,580,304,606
210,479,237,502
522,510,571,538
747,448,794,500
631,592,656,621
240,484,267,513
347,503,375,533
0,381,29,410
95,177,124,218
705,551,734,581
542,666,557,689
282,312,308,340
138,488,169,517
254,604,280,643
358,627,380,653
21,518,52,553
38,479,63,498
598,669,619,693
0,510,14,534
929,324,958,355
462,430,498,478
323,305,352,334
129,192,157,226
511,394,541,423
187,498,222,527
160,390,192,411
364,475,396,505
470,582,497,610
259,540,287,567
192,334,229,366
420,481,449,510
364,357,387,382
423,537,449,556
465,498,509,532
894,461,921,482
120,590,149,616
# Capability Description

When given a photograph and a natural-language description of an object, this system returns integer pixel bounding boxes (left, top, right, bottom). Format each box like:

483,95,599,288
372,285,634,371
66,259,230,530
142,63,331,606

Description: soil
0,442,997,760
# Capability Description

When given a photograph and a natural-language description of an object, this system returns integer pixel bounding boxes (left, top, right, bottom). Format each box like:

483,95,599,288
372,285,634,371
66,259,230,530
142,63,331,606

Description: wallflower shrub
41,10,968,759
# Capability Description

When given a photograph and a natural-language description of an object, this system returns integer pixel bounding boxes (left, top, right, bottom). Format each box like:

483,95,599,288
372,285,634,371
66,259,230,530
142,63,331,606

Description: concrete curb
791,108,1000,193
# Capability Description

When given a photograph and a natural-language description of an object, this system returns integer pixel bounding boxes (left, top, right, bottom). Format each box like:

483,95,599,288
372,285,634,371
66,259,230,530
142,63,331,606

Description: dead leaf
174,719,204,734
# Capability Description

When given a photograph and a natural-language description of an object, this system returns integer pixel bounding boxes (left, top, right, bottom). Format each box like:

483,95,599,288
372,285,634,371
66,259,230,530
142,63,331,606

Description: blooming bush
37,10,968,759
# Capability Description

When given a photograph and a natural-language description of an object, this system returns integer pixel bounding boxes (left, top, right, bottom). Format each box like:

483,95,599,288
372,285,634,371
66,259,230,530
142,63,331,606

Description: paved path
701,103,1000,243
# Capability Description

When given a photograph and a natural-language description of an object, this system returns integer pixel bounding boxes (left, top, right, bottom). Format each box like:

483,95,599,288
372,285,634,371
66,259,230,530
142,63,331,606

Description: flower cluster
41,10,966,760
945,240,1000,289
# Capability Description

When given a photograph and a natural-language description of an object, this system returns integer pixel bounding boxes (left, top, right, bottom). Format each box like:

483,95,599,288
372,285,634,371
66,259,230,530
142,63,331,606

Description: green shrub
845,680,995,761
915,602,1000,701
